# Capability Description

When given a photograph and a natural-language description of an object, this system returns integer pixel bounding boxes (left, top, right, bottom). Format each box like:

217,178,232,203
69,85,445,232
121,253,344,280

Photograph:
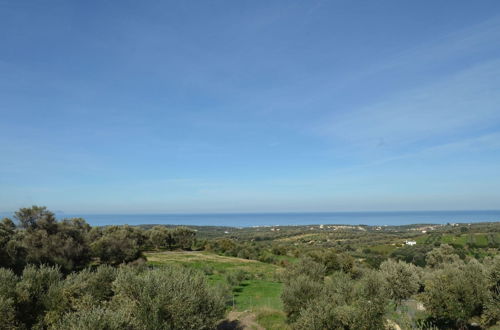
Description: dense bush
282,246,500,329
290,270,388,329
111,266,226,329
421,257,493,328
282,275,324,322
147,226,197,250
390,244,433,267
379,259,421,306
0,207,92,272
0,264,226,330
0,206,199,272
90,226,143,265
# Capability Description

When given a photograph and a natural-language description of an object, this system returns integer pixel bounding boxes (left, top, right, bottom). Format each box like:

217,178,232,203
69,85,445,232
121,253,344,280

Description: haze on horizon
1,1,500,214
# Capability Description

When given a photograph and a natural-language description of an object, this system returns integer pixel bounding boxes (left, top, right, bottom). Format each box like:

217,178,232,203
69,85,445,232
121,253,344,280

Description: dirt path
218,311,264,330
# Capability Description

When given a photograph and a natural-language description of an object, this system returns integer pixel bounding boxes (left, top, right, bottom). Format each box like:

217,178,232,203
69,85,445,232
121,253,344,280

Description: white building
405,240,417,246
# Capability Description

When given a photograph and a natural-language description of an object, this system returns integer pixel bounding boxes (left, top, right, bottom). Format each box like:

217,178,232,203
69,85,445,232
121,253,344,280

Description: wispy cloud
311,14,500,160
319,58,500,147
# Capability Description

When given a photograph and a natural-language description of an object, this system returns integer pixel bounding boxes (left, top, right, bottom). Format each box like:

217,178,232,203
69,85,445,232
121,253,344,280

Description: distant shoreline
31,210,500,227
2,210,499,227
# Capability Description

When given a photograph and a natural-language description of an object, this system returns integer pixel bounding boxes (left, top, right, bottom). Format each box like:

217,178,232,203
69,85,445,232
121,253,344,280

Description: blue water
56,210,500,227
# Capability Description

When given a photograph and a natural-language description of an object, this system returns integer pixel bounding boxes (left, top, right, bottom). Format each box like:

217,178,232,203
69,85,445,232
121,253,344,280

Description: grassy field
145,251,278,276
233,279,283,311
145,251,287,328
441,234,468,246
414,233,500,247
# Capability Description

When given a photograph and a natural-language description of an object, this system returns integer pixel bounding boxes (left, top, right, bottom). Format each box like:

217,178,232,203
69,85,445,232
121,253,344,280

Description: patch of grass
474,234,488,247
441,234,467,246
369,244,397,254
145,251,278,279
274,255,298,263
233,279,283,311
415,236,428,244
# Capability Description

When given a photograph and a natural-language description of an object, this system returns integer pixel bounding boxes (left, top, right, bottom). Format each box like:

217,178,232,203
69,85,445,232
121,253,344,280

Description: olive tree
0,268,18,329
292,271,388,330
380,259,420,307
111,266,226,329
422,259,488,327
282,275,324,322
91,226,142,265
482,255,500,327
425,244,461,269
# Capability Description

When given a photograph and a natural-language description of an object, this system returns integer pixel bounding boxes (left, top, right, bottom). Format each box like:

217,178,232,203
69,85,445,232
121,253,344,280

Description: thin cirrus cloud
313,17,500,158
319,59,500,147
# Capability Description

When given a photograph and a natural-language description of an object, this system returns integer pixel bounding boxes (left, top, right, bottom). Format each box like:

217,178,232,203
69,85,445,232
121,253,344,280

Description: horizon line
3,208,500,216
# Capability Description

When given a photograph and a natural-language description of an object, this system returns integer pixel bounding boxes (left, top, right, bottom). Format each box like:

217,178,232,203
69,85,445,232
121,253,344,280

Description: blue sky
1,1,500,213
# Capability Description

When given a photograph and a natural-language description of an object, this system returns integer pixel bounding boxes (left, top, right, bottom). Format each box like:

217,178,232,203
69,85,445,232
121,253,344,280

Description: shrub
379,259,420,306
111,266,225,330
282,275,323,322
421,260,488,327
91,226,142,265
15,264,62,328
52,306,134,330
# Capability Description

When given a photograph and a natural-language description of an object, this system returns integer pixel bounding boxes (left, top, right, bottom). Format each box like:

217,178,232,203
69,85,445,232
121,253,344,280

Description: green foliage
0,267,19,329
0,267,18,298
354,270,388,329
91,226,143,265
308,250,355,275
292,270,388,330
42,265,118,327
52,306,134,330
421,259,488,327
380,259,420,306
282,275,323,322
1,263,226,330
390,244,432,267
225,269,250,286
3,206,92,272
147,225,172,249
0,218,16,268
172,227,197,250
21,219,92,272
14,206,56,231
425,244,461,268
15,264,63,328
482,255,500,327
294,300,357,330
281,257,326,283
112,266,225,330
0,296,18,330
147,226,196,250
281,259,326,321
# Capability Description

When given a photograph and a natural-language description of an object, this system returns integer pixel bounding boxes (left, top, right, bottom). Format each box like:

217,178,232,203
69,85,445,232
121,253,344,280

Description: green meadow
145,251,288,329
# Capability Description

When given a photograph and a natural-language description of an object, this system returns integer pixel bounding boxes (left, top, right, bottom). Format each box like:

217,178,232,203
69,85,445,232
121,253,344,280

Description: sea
47,210,500,227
